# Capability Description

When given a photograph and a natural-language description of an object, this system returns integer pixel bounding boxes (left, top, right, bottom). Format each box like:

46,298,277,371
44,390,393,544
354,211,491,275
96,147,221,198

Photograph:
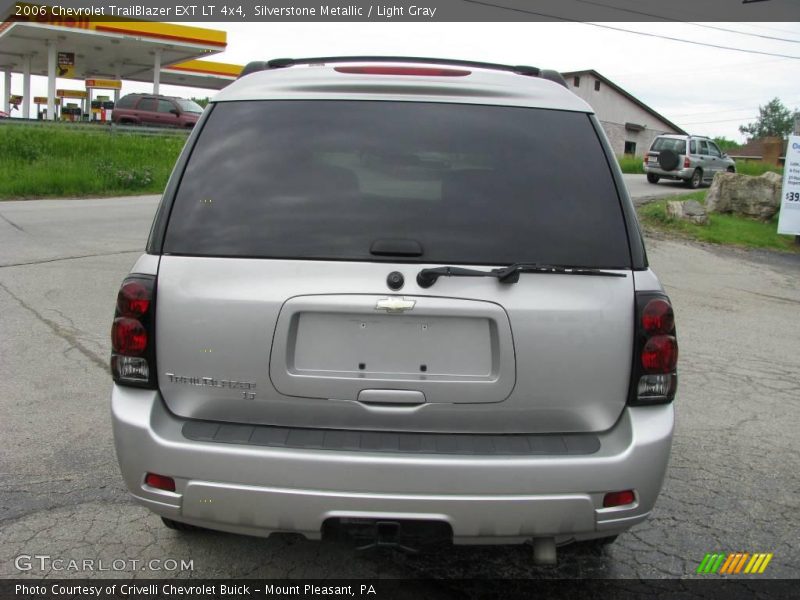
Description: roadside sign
777,135,800,235
57,89,88,99
57,52,75,78
85,79,122,90
34,97,61,105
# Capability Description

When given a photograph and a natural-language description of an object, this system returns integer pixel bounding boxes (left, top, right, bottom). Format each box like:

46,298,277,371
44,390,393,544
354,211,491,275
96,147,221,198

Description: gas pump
34,96,61,120
56,89,88,121
85,79,121,122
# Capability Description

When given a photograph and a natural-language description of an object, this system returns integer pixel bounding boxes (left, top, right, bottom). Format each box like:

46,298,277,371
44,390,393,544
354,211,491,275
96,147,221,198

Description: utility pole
795,112,799,245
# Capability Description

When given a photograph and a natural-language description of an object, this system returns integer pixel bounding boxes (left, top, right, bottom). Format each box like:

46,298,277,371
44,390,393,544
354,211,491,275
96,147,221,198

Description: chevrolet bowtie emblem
375,297,416,313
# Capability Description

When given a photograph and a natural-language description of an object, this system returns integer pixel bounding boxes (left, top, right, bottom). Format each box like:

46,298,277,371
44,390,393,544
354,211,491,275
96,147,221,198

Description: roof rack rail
238,56,568,87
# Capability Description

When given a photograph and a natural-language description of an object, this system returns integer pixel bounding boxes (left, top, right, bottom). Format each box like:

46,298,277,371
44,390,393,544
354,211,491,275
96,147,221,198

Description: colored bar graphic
697,554,713,574
712,553,726,573
734,553,749,574
719,553,738,574
723,553,750,575
744,554,760,574
697,553,727,574
758,553,773,573
698,552,773,575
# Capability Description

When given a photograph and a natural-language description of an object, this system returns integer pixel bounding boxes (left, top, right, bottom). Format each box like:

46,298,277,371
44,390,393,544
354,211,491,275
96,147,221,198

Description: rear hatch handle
417,264,627,288
358,389,426,406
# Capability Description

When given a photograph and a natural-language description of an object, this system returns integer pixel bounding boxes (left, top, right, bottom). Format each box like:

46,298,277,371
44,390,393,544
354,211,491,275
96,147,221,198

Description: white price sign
778,135,800,235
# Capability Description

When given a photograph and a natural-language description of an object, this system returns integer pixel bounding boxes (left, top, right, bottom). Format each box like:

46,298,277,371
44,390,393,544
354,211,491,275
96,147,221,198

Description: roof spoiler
238,56,568,87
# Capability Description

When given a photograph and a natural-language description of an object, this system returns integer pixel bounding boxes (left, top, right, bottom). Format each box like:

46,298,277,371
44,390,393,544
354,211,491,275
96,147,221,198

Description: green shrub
733,160,783,177
618,155,644,174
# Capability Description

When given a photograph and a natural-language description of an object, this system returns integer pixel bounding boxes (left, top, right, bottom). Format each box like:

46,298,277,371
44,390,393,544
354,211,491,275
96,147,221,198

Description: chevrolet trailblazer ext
110,57,677,564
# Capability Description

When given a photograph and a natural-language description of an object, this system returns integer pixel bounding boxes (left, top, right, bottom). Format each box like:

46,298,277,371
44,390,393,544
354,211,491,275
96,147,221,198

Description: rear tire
161,517,201,532
646,173,660,184
686,169,702,189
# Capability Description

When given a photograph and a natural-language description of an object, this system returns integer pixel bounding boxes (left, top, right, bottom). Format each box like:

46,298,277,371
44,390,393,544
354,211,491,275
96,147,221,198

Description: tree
713,137,739,152
739,97,794,139
191,97,210,108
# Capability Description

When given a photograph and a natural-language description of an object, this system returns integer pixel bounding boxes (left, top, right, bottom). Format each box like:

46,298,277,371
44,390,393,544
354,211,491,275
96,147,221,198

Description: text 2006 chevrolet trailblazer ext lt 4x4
110,57,678,564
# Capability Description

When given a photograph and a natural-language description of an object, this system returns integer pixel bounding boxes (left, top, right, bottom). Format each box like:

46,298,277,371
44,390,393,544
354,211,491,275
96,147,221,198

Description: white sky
5,21,800,143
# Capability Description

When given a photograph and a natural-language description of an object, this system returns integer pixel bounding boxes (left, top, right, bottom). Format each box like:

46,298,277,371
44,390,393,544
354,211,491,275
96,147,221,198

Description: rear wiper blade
416,266,499,288
494,263,628,283
416,263,626,288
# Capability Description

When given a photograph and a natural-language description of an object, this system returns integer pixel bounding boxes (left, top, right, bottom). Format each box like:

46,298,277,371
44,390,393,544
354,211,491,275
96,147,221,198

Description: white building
562,70,686,157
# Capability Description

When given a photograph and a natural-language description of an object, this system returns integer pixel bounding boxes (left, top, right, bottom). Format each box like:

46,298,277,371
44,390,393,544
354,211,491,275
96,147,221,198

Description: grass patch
0,124,187,199
616,156,783,178
637,191,800,253
733,160,783,177
618,155,644,174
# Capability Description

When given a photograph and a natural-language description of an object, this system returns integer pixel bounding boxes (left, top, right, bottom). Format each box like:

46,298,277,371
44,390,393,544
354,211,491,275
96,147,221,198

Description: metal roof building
562,69,686,157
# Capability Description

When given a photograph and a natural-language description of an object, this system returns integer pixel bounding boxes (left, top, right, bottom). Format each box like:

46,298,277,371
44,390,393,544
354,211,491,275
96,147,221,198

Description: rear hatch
646,137,687,171
155,99,634,434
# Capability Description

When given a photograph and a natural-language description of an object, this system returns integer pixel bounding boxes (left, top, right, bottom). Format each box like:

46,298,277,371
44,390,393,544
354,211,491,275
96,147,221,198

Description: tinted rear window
177,98,204,113
116,95,137,109
651,137,686,154
164,101,630,268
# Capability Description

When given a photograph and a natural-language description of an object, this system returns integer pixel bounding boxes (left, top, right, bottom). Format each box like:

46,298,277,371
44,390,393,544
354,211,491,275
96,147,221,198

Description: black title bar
2,0,799,22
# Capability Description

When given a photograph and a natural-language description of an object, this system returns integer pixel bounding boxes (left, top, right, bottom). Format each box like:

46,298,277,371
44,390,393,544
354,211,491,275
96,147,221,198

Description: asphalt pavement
0,178,798,584
622,173,698,204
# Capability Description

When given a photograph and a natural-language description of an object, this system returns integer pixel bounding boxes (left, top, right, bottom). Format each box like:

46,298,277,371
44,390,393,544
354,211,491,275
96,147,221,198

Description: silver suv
110,57,677,564
644,134,736,188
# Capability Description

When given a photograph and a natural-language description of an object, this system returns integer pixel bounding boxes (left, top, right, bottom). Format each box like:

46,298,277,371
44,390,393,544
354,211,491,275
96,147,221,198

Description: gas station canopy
0,18,226,81
0,8,239,118
159,59,242,90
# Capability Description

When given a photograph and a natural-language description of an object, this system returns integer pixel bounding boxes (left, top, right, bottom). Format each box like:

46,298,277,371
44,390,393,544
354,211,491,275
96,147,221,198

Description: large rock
705,171,782,220
666,199,708,225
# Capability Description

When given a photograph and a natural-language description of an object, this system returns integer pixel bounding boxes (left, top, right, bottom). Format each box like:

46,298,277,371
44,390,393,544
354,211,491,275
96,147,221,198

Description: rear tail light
111,318,147,355
683,156,691,168
642,336,678,373
603,490,636,508
144,473,175,492
111,274,157,388
117,279,151,316
641,298,674,334
629,292,678,405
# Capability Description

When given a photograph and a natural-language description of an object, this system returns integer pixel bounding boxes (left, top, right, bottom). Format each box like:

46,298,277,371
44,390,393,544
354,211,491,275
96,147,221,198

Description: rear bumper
644,165,694,179
112,386,674,544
